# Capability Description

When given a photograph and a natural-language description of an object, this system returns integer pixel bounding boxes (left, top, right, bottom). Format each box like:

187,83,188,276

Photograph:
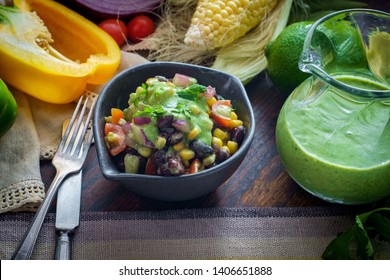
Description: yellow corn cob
184,0,279,50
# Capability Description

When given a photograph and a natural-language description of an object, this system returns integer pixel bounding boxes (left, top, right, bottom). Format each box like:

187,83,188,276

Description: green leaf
353,217,374,259
171,103,192,120
133,96,139,108
322,207,390,260
322,229,354,260
367,213,390,242
177,84,206,101
134,104,166,118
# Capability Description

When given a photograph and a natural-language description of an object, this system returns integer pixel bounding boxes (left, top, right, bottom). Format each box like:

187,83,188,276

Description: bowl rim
92,61,256,180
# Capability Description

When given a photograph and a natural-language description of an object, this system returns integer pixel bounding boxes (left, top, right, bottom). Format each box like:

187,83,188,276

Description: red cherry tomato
127,15,155,43
98,19,128,47
211,100,232,127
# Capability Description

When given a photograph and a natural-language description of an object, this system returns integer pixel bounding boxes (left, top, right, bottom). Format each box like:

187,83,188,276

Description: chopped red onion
172,119,190,133
133,117,151,125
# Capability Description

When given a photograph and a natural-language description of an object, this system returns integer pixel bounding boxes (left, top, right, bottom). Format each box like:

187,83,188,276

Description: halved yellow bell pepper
0,0,120,104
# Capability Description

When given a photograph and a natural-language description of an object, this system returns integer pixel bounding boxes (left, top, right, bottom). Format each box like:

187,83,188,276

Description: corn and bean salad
104,73,246,176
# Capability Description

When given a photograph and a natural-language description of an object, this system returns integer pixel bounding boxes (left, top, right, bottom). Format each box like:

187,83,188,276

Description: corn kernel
203,153,216,166
105,116,112,123
213,128,227,140
180,148,195,161
207,96,217,107
173,141,185,151
106,132,119,143
205,9,213,18
188,126,201,140
227,140,238,154
212,137,223,148
221,145,230,155
155,136,167,150
118,118,127,126
231,111,238,120
184,0,278,50
189,104,200,115
146,77,159,85
229,119,243,129
138,146,152,158
135,86,145,94
166,86,175,96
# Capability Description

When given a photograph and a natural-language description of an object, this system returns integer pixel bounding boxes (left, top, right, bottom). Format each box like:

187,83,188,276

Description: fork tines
59,96,95,157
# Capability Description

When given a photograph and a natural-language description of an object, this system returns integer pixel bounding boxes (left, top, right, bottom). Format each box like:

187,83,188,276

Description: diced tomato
144,158,157,175
211,100,232,128
104,123,126,156
189,159,204,174
111,108,124,125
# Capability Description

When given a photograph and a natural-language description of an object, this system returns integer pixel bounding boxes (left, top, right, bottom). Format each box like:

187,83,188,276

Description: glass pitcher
275,9,390,205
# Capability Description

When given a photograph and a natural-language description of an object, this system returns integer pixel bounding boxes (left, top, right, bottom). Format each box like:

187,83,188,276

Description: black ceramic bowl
93,62,255,201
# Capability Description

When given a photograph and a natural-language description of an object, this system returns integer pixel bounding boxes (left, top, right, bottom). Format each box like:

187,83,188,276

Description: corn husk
123,0,369,85
211,0,293,84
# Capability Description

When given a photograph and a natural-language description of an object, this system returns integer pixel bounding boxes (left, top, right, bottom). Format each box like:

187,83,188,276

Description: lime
265,19,368,93
265,21,313,93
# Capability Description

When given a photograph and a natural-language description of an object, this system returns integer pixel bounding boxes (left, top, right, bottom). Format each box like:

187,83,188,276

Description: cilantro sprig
171,103,192,120
134,104,166,118
176,84,207,101
322,203,390,260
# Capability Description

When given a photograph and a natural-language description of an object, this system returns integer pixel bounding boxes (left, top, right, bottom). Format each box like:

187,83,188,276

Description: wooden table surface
40,0,389,213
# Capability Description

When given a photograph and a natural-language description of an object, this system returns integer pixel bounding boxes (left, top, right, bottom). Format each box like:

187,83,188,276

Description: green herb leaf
322,207,390,260
171,103,192,120
177,84,207,101
135,83,148,98
133,96,139,108
353,217,374,259
322,228,354,260
134,104,166,118
367,212,390,242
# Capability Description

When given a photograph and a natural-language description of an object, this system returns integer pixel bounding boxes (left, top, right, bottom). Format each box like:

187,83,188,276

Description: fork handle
11,171,68,260
55,230,73,260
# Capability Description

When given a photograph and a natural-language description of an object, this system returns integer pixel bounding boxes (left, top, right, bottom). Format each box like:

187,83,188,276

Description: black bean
112,152,126,171
190,140,214,158
137,156,147,174
215,147,230,163
231,125,246,145
157,115,173,128
158,157,185,176
152,149,167,166
112,147,138,171
159,126,175,140
168,131,184,145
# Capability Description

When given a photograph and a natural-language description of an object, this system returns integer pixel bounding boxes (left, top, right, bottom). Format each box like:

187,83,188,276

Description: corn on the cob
184,0,279,50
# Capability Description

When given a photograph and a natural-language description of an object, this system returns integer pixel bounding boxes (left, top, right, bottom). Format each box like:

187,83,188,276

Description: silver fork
11,96,96,260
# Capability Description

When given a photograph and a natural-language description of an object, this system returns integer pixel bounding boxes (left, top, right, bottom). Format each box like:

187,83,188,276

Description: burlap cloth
0,51,148,214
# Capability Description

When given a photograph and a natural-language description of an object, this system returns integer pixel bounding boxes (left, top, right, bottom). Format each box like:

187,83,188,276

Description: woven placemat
1,207,389,260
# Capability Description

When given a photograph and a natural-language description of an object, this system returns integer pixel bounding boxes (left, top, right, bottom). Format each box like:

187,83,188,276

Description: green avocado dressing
124,78,213,147
276,76,390,204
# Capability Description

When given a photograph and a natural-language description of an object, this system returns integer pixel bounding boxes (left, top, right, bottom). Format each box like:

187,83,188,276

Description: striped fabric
1,207,389,260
